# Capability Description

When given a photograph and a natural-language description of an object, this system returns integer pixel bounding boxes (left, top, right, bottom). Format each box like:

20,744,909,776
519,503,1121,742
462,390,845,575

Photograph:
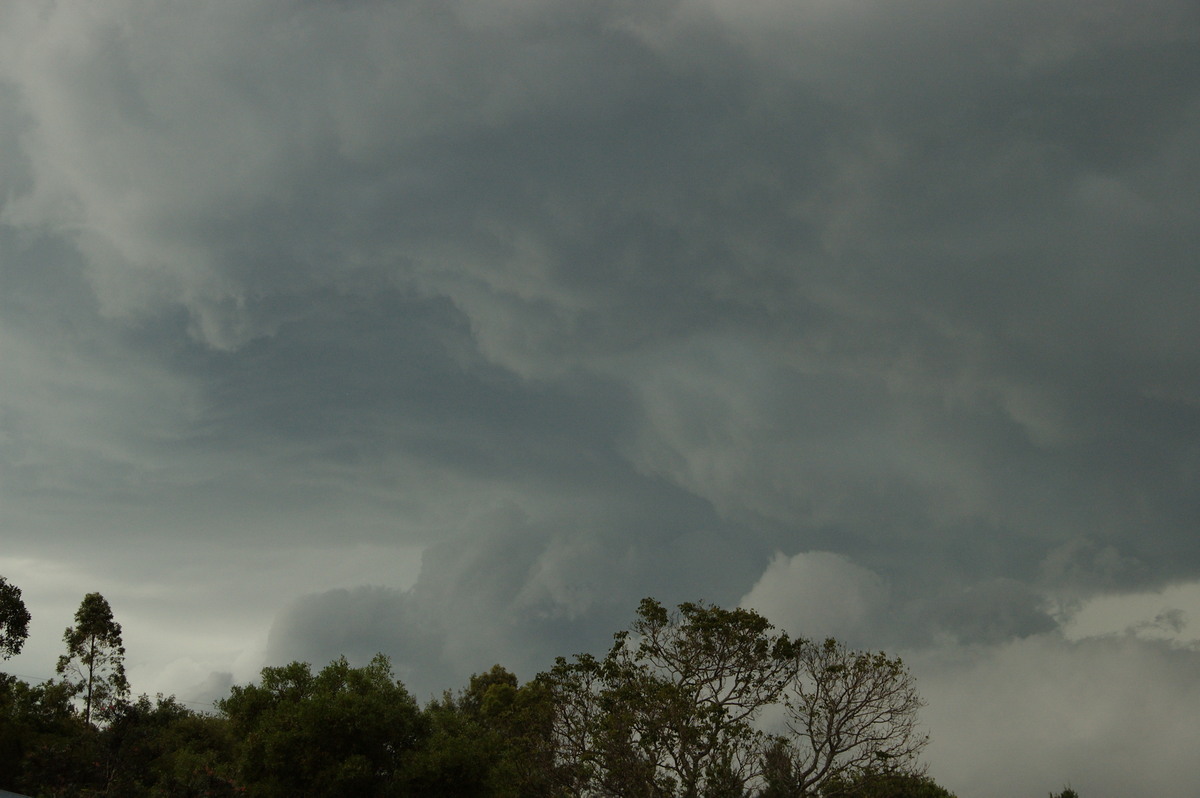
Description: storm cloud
2,1,1199,795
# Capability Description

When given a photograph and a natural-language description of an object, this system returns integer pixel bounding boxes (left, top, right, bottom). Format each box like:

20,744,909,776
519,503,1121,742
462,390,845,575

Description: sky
0,0,1198,795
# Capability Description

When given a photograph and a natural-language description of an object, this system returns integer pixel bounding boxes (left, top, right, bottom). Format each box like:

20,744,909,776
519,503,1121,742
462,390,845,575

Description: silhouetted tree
819,769,957,798
601,598,796,796
1,595,946,798
0,576,31,660
57,592,130,725
764,638,926,795
540,599,928,798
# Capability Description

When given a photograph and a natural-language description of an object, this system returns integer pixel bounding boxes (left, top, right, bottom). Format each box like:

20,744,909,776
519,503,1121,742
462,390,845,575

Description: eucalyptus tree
57,592,130,725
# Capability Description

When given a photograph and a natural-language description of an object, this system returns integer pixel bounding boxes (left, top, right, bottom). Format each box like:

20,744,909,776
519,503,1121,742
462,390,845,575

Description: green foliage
219,654,424,798
1050,788,1080,798
0,595,941,798
0,672,100,795
403,693,495,796
403,664,558,797
102,693,240,797
0,576,31,660
820,770,957,798
2,674,241,797
57,591,130,725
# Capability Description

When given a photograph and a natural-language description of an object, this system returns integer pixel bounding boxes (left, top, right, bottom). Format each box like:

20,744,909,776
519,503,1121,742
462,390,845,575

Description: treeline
0,576,966,797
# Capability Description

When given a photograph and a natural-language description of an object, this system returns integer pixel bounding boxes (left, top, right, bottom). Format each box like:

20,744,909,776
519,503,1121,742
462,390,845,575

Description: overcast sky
1,0,1199,795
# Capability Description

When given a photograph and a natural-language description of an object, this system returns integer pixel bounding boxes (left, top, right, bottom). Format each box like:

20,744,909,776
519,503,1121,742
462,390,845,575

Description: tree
540,599,930,798
764,638,927,796
403,664,558,798
0,672,99,794
218,654,425,797
610,598,797,796
541,598,797,797
0,576,31,660
101,693,240,797
819,770,957,798
539,652,607,796
57,592,130,725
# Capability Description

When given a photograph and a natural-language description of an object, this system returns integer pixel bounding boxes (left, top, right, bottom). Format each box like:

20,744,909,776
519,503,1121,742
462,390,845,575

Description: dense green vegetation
1,574,1041,797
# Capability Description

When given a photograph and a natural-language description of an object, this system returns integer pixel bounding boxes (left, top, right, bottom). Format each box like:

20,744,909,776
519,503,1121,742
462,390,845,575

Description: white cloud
739,551,888,642
1062,581,1200,646
915,632,1200,798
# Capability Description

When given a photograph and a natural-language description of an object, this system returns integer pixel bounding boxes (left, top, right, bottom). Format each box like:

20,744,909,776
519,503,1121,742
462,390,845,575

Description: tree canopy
0,595,975,798
218,654,424,797
539,598,927,797
0,576,31,661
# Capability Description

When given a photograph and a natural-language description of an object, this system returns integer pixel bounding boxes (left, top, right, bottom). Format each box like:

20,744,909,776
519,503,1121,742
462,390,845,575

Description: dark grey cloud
265,585,446,696
2,1,1199,795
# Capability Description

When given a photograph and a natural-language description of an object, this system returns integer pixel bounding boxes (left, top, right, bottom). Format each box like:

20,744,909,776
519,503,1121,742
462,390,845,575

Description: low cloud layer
2,1,1199,795
917,632,1200,798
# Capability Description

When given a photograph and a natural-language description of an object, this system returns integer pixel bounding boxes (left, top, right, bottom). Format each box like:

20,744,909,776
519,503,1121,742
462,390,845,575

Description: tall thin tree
57,592,130,724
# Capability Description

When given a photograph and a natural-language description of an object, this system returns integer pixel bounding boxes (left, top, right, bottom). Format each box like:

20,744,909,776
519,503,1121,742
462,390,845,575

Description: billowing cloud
739,551,889,643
